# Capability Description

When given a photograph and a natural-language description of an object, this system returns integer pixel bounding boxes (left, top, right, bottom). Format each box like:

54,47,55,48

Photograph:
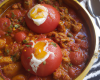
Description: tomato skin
69,50,84,65
68,66,81,79
0,30,6,37
0,18,11,31
71,43,79,51
25,4,60,33
21,38,62,77
6,9,22,19
14,32,26,42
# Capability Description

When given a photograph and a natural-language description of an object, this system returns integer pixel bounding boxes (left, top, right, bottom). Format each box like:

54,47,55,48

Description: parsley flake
5,34,9,36
10,25,13,28
27,57,30,59
26,45,32,47
23,40,29,44
69,63,72,67
6,49,10,54
11,56,14,61
12,12,16,18
43,61,46,65
14,24,20,28
28,69,30,71
4,22,7,25
50,42,57,47
67,33,73,37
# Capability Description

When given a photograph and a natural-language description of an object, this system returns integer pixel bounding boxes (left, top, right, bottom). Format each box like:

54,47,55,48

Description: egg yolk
30,8,44,19
29,4,48,19
34,42,47,59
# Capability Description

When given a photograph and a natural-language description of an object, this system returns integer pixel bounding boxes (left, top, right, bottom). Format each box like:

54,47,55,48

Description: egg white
27,4,48,26
30,40,55,73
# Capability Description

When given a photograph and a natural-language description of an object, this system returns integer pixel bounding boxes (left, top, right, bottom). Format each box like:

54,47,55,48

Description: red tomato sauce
0,0,89,80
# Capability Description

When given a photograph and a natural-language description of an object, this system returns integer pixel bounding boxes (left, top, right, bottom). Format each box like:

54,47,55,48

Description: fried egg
30,40,54,73
27,4,48,26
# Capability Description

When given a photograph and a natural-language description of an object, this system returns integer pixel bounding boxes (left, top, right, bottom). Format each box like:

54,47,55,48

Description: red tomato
71,43,79,51
68,66,81,79
21,38,62,77
69,50,84,65
80,41,88,49
6,9,22,19
0,30,6,37
0,18,11,31
14,32,26,42
38,34,46,39
25,4,60,33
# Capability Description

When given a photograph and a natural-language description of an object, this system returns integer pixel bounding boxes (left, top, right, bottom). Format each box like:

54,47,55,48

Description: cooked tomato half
21,38,62,77
25,4,60,33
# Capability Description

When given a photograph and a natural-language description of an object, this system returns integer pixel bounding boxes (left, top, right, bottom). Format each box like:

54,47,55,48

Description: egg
25,4,60,33
21,38,62,76
30,40,54,73
27,4,48,26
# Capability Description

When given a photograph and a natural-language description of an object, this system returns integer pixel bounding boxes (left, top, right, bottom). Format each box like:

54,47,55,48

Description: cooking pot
0,0,99,80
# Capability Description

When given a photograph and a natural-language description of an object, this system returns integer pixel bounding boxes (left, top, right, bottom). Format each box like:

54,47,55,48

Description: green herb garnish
26,45,32,47
45,0,50,4
60,15,64,20
11,56,14,61
69,63,72,67
12,12,16,18
23,40,28,43
11,53,19,62
14,24,20,28
27,57,30,59
10,25,13,28
50,42,57,47
67,33,73,37
28,69,30,71
7,25,13,33
53,5,59,11
43,61,46,65
4,22,7,25
5,34,9,36
6,49,10,54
